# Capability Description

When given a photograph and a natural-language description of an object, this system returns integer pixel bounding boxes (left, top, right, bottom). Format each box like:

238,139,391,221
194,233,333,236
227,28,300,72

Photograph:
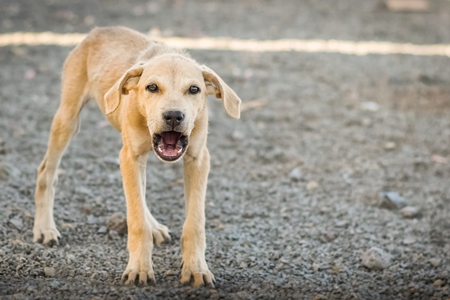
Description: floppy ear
202,66,241,119
104,66,143,115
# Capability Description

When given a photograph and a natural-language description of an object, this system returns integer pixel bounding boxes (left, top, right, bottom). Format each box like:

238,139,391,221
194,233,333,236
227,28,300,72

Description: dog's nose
163,111,185,128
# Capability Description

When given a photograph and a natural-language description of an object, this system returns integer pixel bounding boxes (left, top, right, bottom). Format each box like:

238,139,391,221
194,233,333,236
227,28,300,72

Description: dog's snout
163,111,185,128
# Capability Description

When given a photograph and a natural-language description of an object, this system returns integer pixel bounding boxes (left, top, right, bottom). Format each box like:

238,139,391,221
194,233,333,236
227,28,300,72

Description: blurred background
0,0,449,299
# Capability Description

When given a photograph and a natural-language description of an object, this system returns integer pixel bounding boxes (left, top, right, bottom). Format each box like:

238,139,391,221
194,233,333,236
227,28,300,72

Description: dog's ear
104,66,143,115
202,66,241,119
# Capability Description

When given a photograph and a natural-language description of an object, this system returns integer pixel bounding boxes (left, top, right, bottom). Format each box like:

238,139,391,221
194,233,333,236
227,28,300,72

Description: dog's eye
189,86,200,95
146,84,159,93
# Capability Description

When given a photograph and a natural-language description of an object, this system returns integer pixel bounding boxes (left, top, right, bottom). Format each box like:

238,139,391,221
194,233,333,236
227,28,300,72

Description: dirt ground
1,0,450,299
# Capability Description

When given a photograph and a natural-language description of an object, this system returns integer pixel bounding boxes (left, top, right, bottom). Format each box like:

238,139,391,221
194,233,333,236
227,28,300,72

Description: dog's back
63,26,183,112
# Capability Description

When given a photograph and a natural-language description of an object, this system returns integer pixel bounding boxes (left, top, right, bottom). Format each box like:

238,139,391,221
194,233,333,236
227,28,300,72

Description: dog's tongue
161,131,181,145
162,145,179,156
159,131,182,157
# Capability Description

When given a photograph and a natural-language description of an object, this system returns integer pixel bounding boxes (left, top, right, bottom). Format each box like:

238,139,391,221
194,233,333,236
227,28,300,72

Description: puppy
33,26,241,287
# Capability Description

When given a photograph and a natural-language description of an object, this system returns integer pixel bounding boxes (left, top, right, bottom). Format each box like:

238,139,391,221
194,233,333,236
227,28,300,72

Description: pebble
361,247,392,270
400,206,421,218
306,181,319,190
429,258,441,267
66,254,76,265
50,280,61,289
106,212,127,235
86,215,97,224
44,267,56,277
98,226,107,234
231,130,244,141
323,231,336,242
289,167,302,181
108,230,120,239
0,162,20,180
80,203,94,215
379,191,407,210
431,155,448,164
331,265,343,272
360,101,380,112
312,263,320,272
384,141,396,150
433,279,443,287
385,0,429,12
335,220,348,228
103,156,120,165
402,237,416,245
9,218,23,230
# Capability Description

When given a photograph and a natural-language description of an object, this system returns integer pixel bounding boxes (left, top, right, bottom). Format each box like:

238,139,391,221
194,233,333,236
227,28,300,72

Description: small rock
50,280,60,289
431,155,448,164
306,181,319,190
331,265,343,272
384,141,396,151
80,203,93,215
289,167,302,181
0,162,21,180
108,230,120,239
239,262,246,269
433,279,444,287
312,263,320,272
231,130,244,141
210,289,219,298
379,191,407,210
9,218,23,230
335,220,348,228
360,101,380,112
323,231,336,242
402,237,416,245
84,15,95,26
400,206,421,218
362,118,373,127
44,267,56,277
385,0,429,12
103,156,120,165
165,269,175,276
86,215,96,224
66,254,76,265
25,69,36,80
98,226,107,234
361,247,392,270
106,212,127,235
429,258,441,267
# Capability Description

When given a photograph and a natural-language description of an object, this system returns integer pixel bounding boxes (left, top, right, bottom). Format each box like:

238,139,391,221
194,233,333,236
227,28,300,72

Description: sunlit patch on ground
1,31,449,57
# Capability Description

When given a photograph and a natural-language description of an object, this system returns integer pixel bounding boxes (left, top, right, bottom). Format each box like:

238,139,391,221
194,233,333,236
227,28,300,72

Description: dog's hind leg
33,48,89,245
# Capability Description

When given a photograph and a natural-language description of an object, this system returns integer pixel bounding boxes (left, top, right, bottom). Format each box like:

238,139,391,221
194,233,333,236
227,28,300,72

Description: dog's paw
33,226,61,246
180,260,215,287
151,223,171,245
122,268,156,286
146,215,171,245
122,255,155,286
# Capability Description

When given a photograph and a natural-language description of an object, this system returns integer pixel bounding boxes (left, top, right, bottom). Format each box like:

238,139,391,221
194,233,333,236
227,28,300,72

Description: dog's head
104,54,241,162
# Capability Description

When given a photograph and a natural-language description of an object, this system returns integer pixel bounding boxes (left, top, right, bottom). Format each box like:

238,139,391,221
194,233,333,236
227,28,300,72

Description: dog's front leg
180,147,214,287
119,146,155,285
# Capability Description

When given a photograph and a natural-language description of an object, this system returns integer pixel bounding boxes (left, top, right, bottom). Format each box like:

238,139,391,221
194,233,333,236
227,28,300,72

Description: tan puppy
33,26,241,287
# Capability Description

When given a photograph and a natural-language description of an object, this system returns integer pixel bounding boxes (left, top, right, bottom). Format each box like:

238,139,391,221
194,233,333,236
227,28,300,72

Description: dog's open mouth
153,131,188,162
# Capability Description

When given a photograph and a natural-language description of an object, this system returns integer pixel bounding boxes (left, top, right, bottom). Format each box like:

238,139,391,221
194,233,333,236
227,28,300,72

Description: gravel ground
1,0,450,299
